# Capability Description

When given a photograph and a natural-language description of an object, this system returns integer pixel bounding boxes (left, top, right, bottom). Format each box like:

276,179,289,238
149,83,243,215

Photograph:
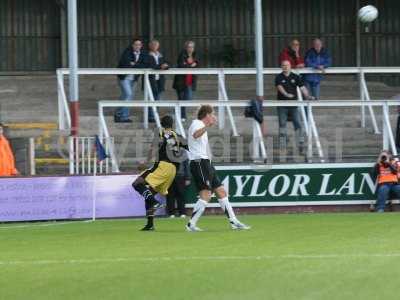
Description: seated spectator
115,39,150,123
167,158,190,218
275,60,314,154
279,39,305,69
173,41,199,121
304,38,332,99
148,39,170,123
0,123,19,176
371,150,400,212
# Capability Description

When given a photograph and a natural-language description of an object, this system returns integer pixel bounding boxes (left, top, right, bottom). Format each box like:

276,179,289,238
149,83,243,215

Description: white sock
189,199,207,226
218,197,237,222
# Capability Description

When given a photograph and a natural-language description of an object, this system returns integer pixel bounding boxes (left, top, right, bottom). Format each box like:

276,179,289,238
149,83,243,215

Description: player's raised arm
192,114,217,139
192,126,208,139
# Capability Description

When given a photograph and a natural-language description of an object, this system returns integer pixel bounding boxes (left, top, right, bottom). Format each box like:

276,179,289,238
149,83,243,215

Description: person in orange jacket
0,123,19,176
371,150,400,212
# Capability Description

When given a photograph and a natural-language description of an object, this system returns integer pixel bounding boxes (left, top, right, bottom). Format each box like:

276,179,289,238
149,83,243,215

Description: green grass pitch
1,213,400,300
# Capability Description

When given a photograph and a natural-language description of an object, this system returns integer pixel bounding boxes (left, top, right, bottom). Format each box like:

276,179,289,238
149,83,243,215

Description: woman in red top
173,41,199,121
279,39,305,69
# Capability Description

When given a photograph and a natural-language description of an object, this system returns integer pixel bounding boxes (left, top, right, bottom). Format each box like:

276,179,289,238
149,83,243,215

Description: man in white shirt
186,105,251,232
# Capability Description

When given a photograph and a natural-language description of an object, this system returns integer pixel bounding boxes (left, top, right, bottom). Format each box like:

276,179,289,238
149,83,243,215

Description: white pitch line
0,220,93,230
1,254,400,266
0,217,188,230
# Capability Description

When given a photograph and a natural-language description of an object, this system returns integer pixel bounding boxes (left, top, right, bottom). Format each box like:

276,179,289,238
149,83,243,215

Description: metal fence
57,66,400,173
96,99,399,173
68,136,114,175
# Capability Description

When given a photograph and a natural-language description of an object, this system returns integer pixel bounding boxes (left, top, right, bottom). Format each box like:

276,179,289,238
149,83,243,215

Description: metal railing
360,71,380,134
97,100,399,172
57,71,72,131
56,67,383,131
296,88,325,161
57,67,400,134
57,67,400,171
69,136,115,175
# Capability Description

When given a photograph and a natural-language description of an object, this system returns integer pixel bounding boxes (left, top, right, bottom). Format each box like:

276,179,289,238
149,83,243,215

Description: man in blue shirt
304,39,332,99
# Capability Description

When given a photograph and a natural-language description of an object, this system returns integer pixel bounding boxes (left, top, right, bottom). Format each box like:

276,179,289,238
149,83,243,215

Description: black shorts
190,159,222,191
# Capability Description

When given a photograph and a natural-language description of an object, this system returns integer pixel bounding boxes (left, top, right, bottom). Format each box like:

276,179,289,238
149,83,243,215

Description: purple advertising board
0,175,165,222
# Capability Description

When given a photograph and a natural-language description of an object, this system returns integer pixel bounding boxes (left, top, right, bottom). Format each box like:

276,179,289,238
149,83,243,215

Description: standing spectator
167,159,191,218
275,60,314,153
115,39,150,123
148,39,170,123
371,150,400,212
279,39,305,69
392,95,400,152
173,41,199,121
304,38,332,99
0,123,18,176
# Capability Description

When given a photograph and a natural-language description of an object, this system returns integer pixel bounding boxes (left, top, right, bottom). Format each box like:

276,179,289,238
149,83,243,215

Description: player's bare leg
214,186,251,230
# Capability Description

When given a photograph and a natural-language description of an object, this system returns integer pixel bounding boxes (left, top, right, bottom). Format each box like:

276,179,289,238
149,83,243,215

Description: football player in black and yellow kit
132,115,188,231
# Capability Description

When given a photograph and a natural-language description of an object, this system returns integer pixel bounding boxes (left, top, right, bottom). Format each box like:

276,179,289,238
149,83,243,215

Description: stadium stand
1,73,400,174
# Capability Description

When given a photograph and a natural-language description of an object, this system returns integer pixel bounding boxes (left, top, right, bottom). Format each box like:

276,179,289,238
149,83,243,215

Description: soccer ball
358,5,378,23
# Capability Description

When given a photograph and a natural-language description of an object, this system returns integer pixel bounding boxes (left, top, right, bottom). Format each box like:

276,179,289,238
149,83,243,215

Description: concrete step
35,164,69,175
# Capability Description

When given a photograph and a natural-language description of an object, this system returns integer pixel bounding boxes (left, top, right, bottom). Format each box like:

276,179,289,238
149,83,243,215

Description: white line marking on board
1,254,400,266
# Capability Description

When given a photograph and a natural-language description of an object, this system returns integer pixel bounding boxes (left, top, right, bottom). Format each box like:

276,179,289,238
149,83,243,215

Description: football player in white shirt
186,105,251,231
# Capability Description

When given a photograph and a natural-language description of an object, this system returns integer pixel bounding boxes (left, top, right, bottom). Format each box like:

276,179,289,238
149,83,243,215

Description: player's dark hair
161,115,173,128
0,123,3,127
197,105,213,120
131,38,142,44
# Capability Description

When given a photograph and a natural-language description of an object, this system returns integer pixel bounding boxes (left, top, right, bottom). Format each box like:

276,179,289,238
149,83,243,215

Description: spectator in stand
173,41,199,121
371,150,400,212
115,39,150,123
167,159,191,218
275,60,314,154
0,123,18,177
279,39,305,69
392,95,400,152
304,38,332,99
148,39,170,123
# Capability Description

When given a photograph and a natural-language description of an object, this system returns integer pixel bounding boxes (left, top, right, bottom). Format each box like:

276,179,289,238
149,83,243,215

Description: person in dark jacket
115,39,150,123
148,39,170,123
275,60,314,154
371,150,400,212
391,95,400,152
279,39,305,69
172,41,199,121
304,39,332,99
167,159,191,218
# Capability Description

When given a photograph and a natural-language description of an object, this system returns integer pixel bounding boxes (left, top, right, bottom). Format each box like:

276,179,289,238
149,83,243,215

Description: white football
358,5,378,23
